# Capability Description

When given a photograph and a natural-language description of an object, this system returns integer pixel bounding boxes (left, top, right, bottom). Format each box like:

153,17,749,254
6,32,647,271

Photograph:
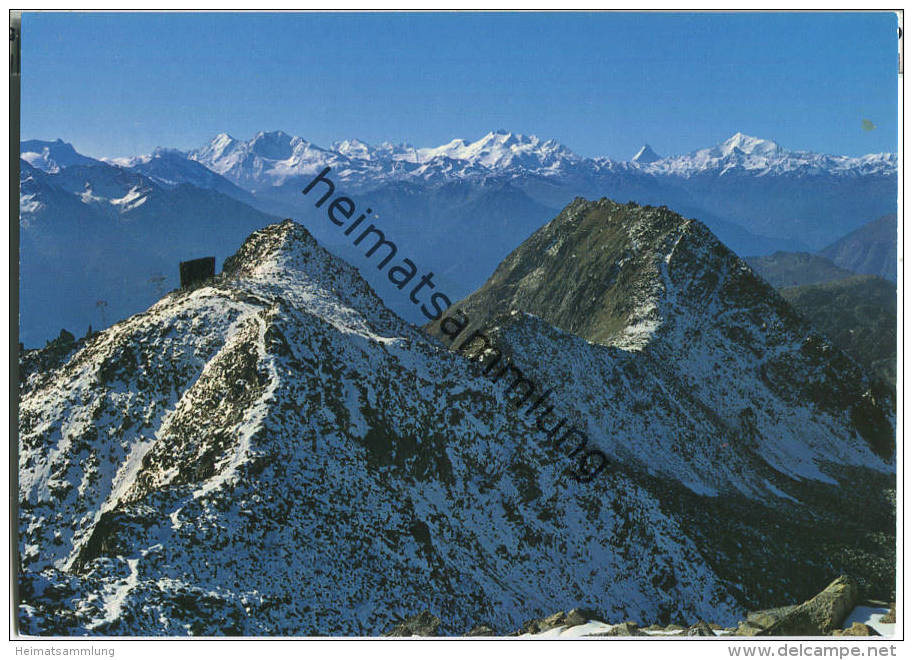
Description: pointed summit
632,144,662,164
222,219,317,278
331,138,374,160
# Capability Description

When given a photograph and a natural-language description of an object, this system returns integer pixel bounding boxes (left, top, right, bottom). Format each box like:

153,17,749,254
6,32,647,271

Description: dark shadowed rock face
745,252,855,288
819,214,897,283
779,275,897,387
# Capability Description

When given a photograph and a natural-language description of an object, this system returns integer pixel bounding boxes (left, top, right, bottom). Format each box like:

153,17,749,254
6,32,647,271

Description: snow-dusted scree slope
19,203,894,635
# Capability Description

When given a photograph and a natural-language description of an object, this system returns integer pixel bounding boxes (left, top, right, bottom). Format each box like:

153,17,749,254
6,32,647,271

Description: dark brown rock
882,603,896,624
588,621,644,637
832,622,879,637
686,621,715,636
465,624,495,636
758,576,860,636
564,607,601,627
383,611,442,637
735,620,765,637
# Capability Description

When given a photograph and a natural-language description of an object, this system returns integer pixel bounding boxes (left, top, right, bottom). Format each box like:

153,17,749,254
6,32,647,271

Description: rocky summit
18,199,895,636
428,198,895,613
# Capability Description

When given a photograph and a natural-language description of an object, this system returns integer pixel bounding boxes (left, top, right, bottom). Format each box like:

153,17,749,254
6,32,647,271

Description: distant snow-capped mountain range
19,130,897,345
120,129,896,191
23,130,898,189
637,132,895,177
20,130,889,194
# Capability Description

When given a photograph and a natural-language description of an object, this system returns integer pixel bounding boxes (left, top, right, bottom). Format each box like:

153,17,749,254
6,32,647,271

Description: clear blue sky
21,11,899,160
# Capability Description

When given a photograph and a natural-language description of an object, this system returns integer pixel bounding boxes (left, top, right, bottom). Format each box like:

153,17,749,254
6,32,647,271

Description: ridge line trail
173,307,280,525
190,308,280,500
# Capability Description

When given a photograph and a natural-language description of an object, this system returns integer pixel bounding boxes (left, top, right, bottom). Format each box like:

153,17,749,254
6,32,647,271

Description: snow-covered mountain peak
408,130,582,171
718,132,782,157
480,129,568,151
20,139,102,173
632,144,662,164
219,219,409,336
248,130,297,160
331,138,374,160
193,132,241,164
482,129,519,143
222,219,316,277
220,218,362,284
254,129,291,139
105,147,191,168
430,195,893,476
179,128,896,193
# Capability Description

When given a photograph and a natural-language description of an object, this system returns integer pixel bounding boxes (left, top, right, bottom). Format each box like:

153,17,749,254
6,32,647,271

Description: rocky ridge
18,200,896,636
19,219,744,635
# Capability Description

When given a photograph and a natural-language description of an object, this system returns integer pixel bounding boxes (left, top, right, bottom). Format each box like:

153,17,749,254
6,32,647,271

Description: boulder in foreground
832,622,879,637
757,576,859,636
383,611,442,637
